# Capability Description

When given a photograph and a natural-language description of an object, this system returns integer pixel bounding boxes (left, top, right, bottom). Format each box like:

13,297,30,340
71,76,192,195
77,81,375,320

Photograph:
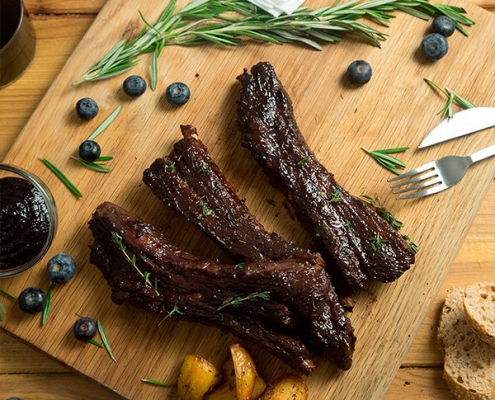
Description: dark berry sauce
0,177,51,270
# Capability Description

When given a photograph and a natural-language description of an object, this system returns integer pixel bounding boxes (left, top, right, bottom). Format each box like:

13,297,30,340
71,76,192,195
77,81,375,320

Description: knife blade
418,107,495,148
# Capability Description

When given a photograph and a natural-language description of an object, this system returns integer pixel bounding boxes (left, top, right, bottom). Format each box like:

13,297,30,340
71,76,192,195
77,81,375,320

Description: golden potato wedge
258,374,308,400
231,344,258,400
205,383,237,400
177,354,221,400
222,355,236,388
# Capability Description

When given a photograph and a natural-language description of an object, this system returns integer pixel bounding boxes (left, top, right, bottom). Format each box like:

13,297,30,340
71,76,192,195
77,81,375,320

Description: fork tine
389,170,438,189
396,182,449,200
392,177,442,195
387,161,436,182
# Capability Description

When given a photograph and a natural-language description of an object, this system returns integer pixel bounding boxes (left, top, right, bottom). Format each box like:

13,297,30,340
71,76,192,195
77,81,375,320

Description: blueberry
75,97,99,120
78,140,101,162
18,287,46,314
47,253,76,284
346,60,372,85
165,82,190,106
432,15,456,37
73,317,97,341
123,75,147,97
421,33,449,60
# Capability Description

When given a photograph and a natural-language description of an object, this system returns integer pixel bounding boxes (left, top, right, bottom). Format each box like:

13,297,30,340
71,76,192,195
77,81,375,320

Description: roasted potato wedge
231,344,258,400
258,374,308,400
177,354,221,400
205,383,237,400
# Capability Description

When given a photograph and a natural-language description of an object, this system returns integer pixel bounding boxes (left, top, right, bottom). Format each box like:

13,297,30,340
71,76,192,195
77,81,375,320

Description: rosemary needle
141,378,176,387
40,157,83,198
87,105,123,141
424,78,475,119
97,319,117,362
71,156,113,173
362,147,409,175
42,285,53,326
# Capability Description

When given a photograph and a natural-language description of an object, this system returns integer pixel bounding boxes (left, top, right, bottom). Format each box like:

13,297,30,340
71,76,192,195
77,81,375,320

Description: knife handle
469,144,495,164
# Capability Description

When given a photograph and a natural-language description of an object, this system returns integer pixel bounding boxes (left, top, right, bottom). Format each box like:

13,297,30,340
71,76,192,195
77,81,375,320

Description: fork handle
470,144,495,163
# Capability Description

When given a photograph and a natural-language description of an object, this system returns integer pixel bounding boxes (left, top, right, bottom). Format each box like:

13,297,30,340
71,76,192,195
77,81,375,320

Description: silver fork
388,144,495,200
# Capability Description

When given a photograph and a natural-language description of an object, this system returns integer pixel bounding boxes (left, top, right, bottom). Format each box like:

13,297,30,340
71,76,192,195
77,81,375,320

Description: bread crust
438,286,495,400
464,283,495,348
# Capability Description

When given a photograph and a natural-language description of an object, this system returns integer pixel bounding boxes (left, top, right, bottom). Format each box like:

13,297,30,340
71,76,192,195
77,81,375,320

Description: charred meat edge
89,202,356,372
236,62,415,293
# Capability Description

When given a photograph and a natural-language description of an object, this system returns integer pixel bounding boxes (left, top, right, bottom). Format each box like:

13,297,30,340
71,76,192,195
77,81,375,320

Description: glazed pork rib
143,124,306,262
89,202,355,372
237,62,415,292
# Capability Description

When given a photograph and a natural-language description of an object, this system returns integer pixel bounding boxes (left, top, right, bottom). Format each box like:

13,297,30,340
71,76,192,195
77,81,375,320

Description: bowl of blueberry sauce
0,164,57,277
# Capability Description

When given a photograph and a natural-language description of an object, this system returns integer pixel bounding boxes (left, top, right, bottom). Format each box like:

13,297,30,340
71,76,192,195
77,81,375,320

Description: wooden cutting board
1,0,494,398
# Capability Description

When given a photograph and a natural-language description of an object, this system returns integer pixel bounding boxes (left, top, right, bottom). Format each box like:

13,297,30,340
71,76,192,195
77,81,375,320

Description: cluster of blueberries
75,76,191,163
420,15,457,61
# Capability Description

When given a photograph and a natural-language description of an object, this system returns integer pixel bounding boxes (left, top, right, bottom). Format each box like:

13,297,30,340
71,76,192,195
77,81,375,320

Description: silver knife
418,107,495,148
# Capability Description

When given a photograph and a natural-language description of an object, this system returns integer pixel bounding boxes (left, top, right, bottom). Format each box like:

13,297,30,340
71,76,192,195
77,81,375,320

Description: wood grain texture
1,2,494,400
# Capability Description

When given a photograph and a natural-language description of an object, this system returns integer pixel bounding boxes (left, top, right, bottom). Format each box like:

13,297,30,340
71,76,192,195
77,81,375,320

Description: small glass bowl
0,164,57,277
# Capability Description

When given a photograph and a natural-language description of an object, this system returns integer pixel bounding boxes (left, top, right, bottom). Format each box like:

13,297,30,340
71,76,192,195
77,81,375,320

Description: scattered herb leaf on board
361,147,409,175
40,157,83,198
424,78,475,118
141,378,176,387
97,319,117,362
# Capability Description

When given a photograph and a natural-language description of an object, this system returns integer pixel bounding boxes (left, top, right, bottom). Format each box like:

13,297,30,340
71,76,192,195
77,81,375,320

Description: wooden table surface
0,0,493,398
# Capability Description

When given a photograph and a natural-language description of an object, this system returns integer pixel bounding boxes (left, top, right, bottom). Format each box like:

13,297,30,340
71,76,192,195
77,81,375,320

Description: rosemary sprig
217,291,270,310
42,285,53,326
141,378,176,387
73,0,474,85
362,147,409,175
87,105,123,141
71,156,113,173
424,78,475,119
97,319,117,362
111,232,160,295
40,157,83,198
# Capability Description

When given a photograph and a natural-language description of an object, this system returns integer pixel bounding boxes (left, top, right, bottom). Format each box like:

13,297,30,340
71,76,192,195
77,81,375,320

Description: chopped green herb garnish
297,157,309,168
97,319,117,362
330,190,342,203
86,105,123,141
88,338,104,348
424,79,475,119
0,289,15,300
234,263,244,269
218,291,270,311
371,234,383,252
343,220,352,230
40,157,83,198
201,201,213,217
198,166,208,175
361,147,409,175
0,289,15,322
402,234,419,254
165,160,176,172
361,195,404,231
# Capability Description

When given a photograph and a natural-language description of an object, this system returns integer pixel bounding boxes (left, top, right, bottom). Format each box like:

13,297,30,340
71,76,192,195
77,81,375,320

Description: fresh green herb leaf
97,319,117,362
424,79,475,119
42,285,53,326
71,156,113,173
141,378,176,387
330,190,342,203
73,0,474,85
297,157,309,168
0,289,16,300
361,147,409,175
165,160,176,172
234,263,244,269
198,166,208,175
371,234,383,252
0,300,6,322
40,157,83,198
201,200,213,216
0,290,15,322
218,291,270,311
87,105,123,141
343,220,352,230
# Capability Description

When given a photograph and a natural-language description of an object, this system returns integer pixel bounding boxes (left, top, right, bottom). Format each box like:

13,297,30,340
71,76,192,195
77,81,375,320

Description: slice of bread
438,286,495,400
464,283,495,348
